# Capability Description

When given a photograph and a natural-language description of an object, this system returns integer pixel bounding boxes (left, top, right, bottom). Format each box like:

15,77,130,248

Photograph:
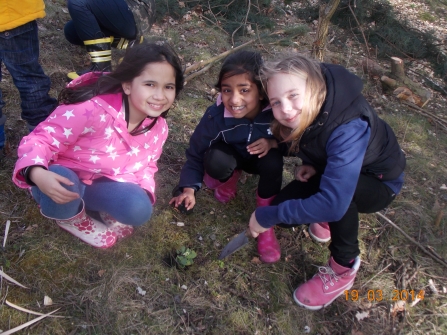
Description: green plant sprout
175,246,197,269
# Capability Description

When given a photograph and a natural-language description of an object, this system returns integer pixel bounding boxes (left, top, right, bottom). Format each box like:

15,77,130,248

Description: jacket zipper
247,124,253,144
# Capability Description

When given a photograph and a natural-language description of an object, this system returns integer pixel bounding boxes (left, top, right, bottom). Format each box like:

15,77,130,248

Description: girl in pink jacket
12,43,184,248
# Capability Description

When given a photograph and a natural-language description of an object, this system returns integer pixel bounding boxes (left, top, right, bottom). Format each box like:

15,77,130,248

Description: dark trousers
204,142,283,199
64,0,136,45
0,21,57,126
272,173,396,266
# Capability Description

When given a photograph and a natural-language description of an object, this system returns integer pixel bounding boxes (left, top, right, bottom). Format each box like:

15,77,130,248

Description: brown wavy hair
259,54,327,152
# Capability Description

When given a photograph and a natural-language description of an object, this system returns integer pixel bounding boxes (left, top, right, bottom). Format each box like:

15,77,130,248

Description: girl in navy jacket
170,50,284,263
248,54,405,309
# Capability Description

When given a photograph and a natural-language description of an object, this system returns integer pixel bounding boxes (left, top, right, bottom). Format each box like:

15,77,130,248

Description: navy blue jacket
256,64,405,228
177,97,276,191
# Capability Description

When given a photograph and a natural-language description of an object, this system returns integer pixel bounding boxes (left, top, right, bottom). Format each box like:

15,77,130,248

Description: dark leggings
272,174,396,266
204,142,283,199
64,0,136,45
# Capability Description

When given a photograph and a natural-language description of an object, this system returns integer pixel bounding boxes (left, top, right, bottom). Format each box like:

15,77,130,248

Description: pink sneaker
308,222,331,243
99,212,134,240
293,256,361,310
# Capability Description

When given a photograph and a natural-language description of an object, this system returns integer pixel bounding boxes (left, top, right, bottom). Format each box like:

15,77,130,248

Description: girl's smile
267,72,307,129
220,73,263,120
122,61,176,127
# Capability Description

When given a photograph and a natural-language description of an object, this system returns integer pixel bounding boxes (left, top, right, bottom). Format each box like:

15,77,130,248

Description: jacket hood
320,63,364,116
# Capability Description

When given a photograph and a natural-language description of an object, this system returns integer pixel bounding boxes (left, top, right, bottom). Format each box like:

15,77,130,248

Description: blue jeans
0,21,57,127
64,0,136,45
32,165,153,225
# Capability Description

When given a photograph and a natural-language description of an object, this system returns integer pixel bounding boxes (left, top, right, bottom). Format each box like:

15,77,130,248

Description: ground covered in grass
1,0,447,334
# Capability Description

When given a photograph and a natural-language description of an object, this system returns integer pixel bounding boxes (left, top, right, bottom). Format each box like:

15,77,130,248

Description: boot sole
293,281,354,310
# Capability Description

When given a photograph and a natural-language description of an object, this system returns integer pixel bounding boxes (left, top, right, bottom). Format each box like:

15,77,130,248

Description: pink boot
43,200,117,248
99,212,134,240
308,222,331,243
204,170,241,203
256,192,281,263
293,256,361,310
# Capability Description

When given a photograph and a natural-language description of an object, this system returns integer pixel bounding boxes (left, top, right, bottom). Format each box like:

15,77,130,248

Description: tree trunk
312,0,340,61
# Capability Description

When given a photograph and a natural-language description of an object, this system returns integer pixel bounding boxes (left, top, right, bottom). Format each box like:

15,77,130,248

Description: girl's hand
248,211,269,238
169,187,196,211
294,164,317,182
247,138,278,158
29,167,80,204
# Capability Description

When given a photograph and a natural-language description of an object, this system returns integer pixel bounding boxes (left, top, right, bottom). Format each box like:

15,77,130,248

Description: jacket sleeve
255,118,370,228
177,106,221,190
133,119,169,204
12,102,93,188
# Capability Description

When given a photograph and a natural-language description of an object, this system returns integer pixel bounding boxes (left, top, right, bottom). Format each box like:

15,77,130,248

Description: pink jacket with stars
12,92,168,204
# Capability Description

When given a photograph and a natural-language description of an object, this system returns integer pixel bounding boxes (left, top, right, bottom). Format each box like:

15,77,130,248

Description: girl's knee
123,198,153,226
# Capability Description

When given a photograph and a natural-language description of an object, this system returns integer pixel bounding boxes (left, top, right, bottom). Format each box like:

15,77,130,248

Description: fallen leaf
44,296,53,306
355,310,369,321
251,257,262,264
98,270,105,277
390,300,406,317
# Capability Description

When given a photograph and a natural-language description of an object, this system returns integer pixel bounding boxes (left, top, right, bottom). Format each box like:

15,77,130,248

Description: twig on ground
401,101,447,132
348,1,370,58
184,63,213,84
428,279,439,295
376,212,447,268
360,263,392,289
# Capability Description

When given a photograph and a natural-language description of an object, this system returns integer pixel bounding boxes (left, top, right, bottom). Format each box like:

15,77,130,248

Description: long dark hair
59,42,184,110
215,50,268,102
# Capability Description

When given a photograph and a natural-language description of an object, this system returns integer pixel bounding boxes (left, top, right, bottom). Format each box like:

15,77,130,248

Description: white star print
89,155,100,164
117,178,126,182
153,135,159,144
63,110,75,120
127,146,140,156
112,167,120,175
73,146,81,151
162,126,166,134
108,152,119,160
32,155,44,164
90,169,101,173
82,126,96,135
143,174,150,180
63,128,73,139
144,143,150,149
105,144,115,153
44,126,56,134
100,114,106,122
133,162,143,171
104,127,113,139
52,137,60,148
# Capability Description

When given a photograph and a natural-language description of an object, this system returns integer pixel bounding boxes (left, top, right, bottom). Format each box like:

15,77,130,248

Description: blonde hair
260,54,327,152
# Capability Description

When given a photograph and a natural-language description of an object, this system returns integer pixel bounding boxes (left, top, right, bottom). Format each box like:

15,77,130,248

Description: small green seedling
175,246,197,269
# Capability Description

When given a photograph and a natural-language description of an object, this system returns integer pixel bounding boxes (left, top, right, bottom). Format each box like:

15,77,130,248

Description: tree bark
312,0,340,61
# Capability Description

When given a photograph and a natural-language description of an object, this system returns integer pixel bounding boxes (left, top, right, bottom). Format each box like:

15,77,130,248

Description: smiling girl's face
122,61,176,124
267,72,307,129
220,73,263,120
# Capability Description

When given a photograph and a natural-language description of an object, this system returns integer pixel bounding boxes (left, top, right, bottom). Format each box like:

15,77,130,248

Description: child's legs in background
82,177,152,226
64,0,136,44
329,174,396,266
32,165,84,220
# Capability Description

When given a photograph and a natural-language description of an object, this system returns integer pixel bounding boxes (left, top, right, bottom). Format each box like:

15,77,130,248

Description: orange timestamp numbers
344,289,425,302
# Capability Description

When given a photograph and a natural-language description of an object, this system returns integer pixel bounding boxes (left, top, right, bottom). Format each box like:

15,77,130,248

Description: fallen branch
184,63,213,84
1,308,60,335
184,39,256,75
401,101,447,132
6,300,67,318
376,212,447,268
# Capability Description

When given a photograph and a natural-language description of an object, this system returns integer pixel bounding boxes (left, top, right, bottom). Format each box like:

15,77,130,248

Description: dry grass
1,0,447,334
